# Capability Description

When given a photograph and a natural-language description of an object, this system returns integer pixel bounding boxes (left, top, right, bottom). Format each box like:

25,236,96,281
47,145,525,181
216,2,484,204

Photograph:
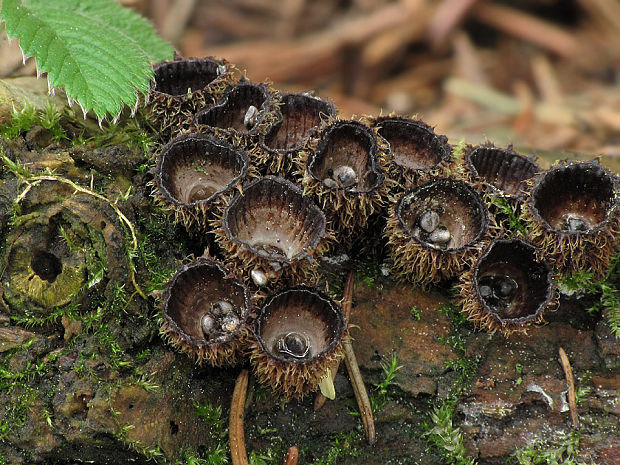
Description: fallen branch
558,347,579,428
230,369,250,465
344,338,376,445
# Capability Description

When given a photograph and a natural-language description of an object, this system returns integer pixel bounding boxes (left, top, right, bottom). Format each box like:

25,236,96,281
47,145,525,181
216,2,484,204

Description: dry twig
344,338,376,445
558,347,579,428
332,271,376,444
230,369,250,465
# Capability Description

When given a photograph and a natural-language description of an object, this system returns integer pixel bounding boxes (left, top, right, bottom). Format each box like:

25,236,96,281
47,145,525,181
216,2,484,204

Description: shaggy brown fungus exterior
193,81,280,147
212,176,330,286
250,286,346,399
160,258,251,366
299,118,390,240
457,238,556,335
146,57,237,139
152,133,250,229
465,144,541,199
523,160,619,277
385,177,492,286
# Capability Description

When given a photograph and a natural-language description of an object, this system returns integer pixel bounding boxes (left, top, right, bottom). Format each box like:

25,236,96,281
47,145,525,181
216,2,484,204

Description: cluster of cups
147,56,620,399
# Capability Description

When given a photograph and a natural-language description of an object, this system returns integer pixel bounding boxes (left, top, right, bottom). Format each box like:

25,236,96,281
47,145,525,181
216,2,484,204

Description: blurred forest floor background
3,0,620,170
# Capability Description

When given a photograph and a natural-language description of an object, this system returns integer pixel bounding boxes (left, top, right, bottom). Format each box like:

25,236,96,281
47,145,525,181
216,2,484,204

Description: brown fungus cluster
144,55,619,398
146,57,238,139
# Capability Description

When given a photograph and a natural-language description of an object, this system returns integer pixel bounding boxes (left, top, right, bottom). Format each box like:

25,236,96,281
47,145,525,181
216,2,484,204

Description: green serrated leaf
0,0,174,119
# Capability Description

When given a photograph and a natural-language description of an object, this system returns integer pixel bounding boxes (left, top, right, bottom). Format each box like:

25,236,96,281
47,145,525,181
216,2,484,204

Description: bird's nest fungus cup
250,286,346,399
1,181,128,317
300,119,389,238
370,116,454,188
146,57,237,138
465,144,541,199
212,176,330,286
153,133,250,229
193,81,280,146
523,160,619,277
160,258,251,366
254,92,337,176
457,238,556,335
385,178,492,286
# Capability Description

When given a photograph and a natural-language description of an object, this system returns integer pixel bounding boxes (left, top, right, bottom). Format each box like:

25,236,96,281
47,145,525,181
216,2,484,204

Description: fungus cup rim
307,120,386,195
372,115,452,172
253,285,346,365
465,144,541,199
193,81,276,136
258,92,338,156
154,132,250,208
396,177,490,253
149,56,231,100
472,237,555,327
221,175,327,265
528,160,620,236
162,258,251,347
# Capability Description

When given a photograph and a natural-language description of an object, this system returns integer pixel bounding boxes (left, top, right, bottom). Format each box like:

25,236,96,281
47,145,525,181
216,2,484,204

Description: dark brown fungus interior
223,176,326,263
397,178,489,250
467,146,539,196
152,58,224,96
255,287,345,363
29,215,76,284
194,82,270,132
375,118,450,171
163,260,249,345
308,121,383,193
262,93,336,151
157,134,248,206
31,250,63,283
531,161,616,233
474,239,553,323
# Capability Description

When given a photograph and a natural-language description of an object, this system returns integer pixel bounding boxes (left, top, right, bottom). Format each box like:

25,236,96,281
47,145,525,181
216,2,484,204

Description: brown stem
558,347,579,428
283,445,299,465
314,271,356,411
230,369,250,465
344,341,375,444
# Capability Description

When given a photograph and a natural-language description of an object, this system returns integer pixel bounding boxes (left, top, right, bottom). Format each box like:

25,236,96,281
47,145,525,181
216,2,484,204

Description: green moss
0,385,37,441
489,195,527,238
427,305,479,464
425,404,476,465
194,402,227,437
513,431,591,465
310,431,362,465
0,101,66,141
559,250,620,338
371,353,403,412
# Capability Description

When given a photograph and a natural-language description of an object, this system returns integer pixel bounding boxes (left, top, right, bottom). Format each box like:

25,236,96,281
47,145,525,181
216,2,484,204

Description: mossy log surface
0,89,618,465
